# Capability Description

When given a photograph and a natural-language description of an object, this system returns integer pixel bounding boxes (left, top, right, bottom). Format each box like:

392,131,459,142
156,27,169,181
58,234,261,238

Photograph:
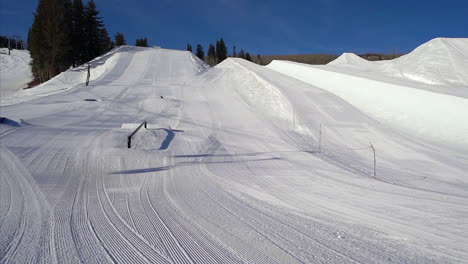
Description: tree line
28,0,113,83
0,35,26,50
187,38,254,66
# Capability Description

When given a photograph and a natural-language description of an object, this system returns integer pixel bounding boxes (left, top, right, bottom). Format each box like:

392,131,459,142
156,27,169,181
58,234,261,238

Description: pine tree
29,0,49,82
83,0,110,61
71,0,85,66
216,38,227,63
29,0,72,80
135,38,148,47
245,53,252,61
114,32,126,46
238,49,245,59
196,44,204,60
186,43,192,52
207,43,216,66
232,46,237,57
28,0,111,84
257,54,262,65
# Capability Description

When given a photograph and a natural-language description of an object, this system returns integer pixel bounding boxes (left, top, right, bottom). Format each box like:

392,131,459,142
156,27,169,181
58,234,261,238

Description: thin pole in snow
86,64,90,86
292,109,296,129
370,142,376,178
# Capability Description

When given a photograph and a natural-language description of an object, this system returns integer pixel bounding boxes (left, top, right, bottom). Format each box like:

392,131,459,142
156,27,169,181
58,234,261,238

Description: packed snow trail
0,48,33,99
1,46,467,263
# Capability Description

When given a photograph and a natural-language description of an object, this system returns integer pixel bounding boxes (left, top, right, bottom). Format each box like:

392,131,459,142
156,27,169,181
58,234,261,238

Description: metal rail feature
127,121,147,148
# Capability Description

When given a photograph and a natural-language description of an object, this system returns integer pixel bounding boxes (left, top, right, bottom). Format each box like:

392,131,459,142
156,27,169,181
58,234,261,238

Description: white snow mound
328,52,372,68
381,38,468,86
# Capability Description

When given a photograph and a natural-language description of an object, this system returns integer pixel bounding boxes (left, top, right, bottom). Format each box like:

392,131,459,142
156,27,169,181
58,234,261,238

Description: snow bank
268,60,468,148
380,38,468,86
0,48,33,98
216,58,294,122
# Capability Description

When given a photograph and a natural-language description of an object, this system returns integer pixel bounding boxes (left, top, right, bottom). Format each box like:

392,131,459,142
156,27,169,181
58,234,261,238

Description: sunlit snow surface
1,40,467,263
0,48,33,99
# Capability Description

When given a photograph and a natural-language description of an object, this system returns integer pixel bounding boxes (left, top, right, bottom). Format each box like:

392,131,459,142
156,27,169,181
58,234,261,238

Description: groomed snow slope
0,48,33,98
379,38,468,86
267,39,468,150
1,47,467,263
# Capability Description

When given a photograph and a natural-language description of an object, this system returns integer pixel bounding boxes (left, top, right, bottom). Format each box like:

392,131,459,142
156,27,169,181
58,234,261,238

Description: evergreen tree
29,0,49,82
83,0,110,61
215,38,227,63
245,53,252,61
29,0,112,84
232,46,237,57
195,44,204,60
135,38,148,47
207,43,216,66
238,49,245,59
186,43,192,52
71,0,85,66
114,32,126,46
29,0,72,80
257,54,262,65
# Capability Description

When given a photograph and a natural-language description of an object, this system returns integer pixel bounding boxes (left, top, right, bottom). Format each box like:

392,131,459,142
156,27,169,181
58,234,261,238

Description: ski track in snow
1,44,467,263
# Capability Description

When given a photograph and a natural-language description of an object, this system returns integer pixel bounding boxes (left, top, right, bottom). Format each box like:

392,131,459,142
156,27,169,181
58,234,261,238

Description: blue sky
1,0,467,55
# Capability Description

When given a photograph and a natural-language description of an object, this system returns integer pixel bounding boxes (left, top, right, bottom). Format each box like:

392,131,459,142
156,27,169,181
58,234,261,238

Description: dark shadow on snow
158,128,175,150
111,166,171,174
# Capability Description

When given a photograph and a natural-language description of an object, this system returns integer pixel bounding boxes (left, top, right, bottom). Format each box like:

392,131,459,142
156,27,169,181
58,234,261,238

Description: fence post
86,64,90,86
369,142,376,178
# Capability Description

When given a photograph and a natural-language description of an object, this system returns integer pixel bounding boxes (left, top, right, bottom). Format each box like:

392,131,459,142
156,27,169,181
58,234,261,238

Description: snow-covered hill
1,42,467,263
0,48,33,98
268,38,468,150
379,38,468,86
326,38,468,87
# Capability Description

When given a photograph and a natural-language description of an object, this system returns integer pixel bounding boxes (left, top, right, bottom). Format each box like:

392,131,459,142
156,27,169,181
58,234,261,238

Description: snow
0,48,33,99
1,40,468,263
267,38,468,150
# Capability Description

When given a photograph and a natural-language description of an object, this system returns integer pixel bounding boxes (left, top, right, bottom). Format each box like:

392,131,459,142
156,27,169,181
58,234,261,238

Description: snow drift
268,38,468,149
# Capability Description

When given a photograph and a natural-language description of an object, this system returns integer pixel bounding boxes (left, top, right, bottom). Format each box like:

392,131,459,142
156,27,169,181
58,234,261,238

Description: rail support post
127,121,147,149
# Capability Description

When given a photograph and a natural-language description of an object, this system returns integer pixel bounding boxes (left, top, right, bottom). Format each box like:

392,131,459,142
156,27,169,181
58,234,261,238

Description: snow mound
380,38,468,86
267,60,468,148
328,52,372,68
216,58,294,122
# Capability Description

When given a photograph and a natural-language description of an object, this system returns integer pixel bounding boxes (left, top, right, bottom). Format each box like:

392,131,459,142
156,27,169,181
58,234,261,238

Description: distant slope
327,53,373,68
267,38,468,149
326,38,468,87
0,48,33,98
0,46,208,106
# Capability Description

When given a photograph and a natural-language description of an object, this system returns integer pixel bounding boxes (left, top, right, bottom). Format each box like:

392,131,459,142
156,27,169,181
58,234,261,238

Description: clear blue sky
1,0,467,55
